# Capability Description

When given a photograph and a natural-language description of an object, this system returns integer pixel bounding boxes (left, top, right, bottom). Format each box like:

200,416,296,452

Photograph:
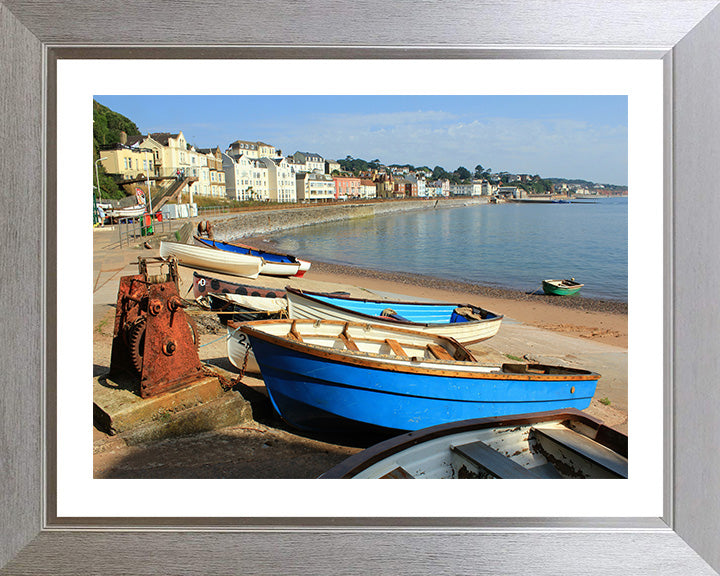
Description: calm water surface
268,198,628,301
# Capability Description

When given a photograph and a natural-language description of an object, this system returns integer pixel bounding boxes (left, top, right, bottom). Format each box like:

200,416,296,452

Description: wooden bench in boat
339,323,360,351
384,338,408,358
531,427,628,478
426,342,454,361
451,440,541,479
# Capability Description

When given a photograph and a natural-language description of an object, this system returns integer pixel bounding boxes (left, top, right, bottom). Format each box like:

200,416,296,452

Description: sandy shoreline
243,236,628,349
93,228,629,478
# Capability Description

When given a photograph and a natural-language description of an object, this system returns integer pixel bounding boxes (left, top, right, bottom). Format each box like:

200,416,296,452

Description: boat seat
339,323,360,351
384,338,408,358
531,427,628,478
380,466,415,479
451,441,540,479
426,343,454,361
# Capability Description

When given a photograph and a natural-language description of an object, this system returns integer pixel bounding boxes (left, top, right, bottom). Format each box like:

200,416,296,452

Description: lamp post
144,149,153,215
94,157,108,200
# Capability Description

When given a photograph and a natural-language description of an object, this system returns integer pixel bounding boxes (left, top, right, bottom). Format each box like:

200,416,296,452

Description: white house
359,179,378,199
292,151,325,174
222,152,269,201
227,139,279,160
296,173,335,202
449,183,473,196
259,157,296,203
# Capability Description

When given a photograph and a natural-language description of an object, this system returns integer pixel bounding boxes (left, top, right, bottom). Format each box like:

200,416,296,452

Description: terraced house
222,151,269,201
291,151,326,174
228,139,280,159
260,157,296,203
296,172,335,202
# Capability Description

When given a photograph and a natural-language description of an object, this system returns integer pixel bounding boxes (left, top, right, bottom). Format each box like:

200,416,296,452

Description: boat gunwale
195,236,301,268
164,239,263,261
234,319,599,381
285,286,504,326
542,279,585,289
231,239,303,263
318,408,615,479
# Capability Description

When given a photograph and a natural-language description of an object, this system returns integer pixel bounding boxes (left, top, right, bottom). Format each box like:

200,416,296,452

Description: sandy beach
93,226,628,478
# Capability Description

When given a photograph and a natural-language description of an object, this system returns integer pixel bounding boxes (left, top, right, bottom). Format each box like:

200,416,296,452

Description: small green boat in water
542,278,584,296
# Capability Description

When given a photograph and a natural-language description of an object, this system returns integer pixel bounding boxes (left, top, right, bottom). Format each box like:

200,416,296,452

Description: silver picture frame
2,1,720,573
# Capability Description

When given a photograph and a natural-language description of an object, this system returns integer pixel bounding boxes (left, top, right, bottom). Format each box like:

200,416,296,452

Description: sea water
268,197,628,301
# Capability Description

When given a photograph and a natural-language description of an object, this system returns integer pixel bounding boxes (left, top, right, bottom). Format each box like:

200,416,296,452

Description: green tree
454,166,471,182
432,165,449,180
93,100,142,199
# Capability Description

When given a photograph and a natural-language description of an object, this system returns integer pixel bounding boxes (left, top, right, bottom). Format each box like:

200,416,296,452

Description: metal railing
115,215,177,248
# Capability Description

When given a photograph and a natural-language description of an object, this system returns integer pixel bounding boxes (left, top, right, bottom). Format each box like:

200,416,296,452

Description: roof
294,151,324,160
148,132,180,146
125,134,144,147
230,140,259,149
197,147,221,156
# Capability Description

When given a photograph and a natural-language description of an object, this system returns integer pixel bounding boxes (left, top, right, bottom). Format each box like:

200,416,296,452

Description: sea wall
209,197,487,241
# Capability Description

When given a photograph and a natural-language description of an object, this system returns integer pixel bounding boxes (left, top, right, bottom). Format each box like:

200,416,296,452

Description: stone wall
209,197,486,241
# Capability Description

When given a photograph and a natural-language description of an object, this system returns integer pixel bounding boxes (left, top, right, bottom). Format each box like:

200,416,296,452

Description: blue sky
95,95,628,185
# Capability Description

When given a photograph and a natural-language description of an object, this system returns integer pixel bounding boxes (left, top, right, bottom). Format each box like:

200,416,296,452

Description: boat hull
160,241,262,279
295,259,311,277
195,237,302,277
320,408,627,479
106,204,146,218
286,289,502,344
542,280,583,296
192,271,286,299
241,328,597,433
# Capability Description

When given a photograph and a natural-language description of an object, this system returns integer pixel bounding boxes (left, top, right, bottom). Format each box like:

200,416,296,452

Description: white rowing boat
320,408,627,479
160,241,262,279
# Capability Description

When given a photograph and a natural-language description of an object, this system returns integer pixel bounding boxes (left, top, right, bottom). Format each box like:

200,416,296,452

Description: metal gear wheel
128,317,146,375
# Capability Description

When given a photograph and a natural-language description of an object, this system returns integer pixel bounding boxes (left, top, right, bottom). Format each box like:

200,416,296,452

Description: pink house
333,176,362,199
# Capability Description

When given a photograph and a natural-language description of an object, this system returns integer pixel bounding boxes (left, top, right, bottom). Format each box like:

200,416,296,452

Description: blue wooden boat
194,236,309,277
231,319,600,434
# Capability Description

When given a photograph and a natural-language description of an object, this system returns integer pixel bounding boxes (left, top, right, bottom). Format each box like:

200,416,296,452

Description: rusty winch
109,257,204,398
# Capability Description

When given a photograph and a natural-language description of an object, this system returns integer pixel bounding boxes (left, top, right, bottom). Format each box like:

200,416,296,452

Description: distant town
93,100,628,207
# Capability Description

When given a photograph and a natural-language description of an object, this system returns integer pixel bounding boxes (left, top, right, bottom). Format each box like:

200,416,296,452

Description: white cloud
257,110,627,184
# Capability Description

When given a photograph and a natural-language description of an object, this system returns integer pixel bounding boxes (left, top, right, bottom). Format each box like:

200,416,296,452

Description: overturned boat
192,271,287,300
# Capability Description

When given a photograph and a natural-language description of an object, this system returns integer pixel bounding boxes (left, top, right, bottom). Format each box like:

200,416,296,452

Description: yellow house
99,145,154,180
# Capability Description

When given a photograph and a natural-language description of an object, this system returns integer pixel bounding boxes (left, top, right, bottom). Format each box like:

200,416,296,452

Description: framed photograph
2,1,720,574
